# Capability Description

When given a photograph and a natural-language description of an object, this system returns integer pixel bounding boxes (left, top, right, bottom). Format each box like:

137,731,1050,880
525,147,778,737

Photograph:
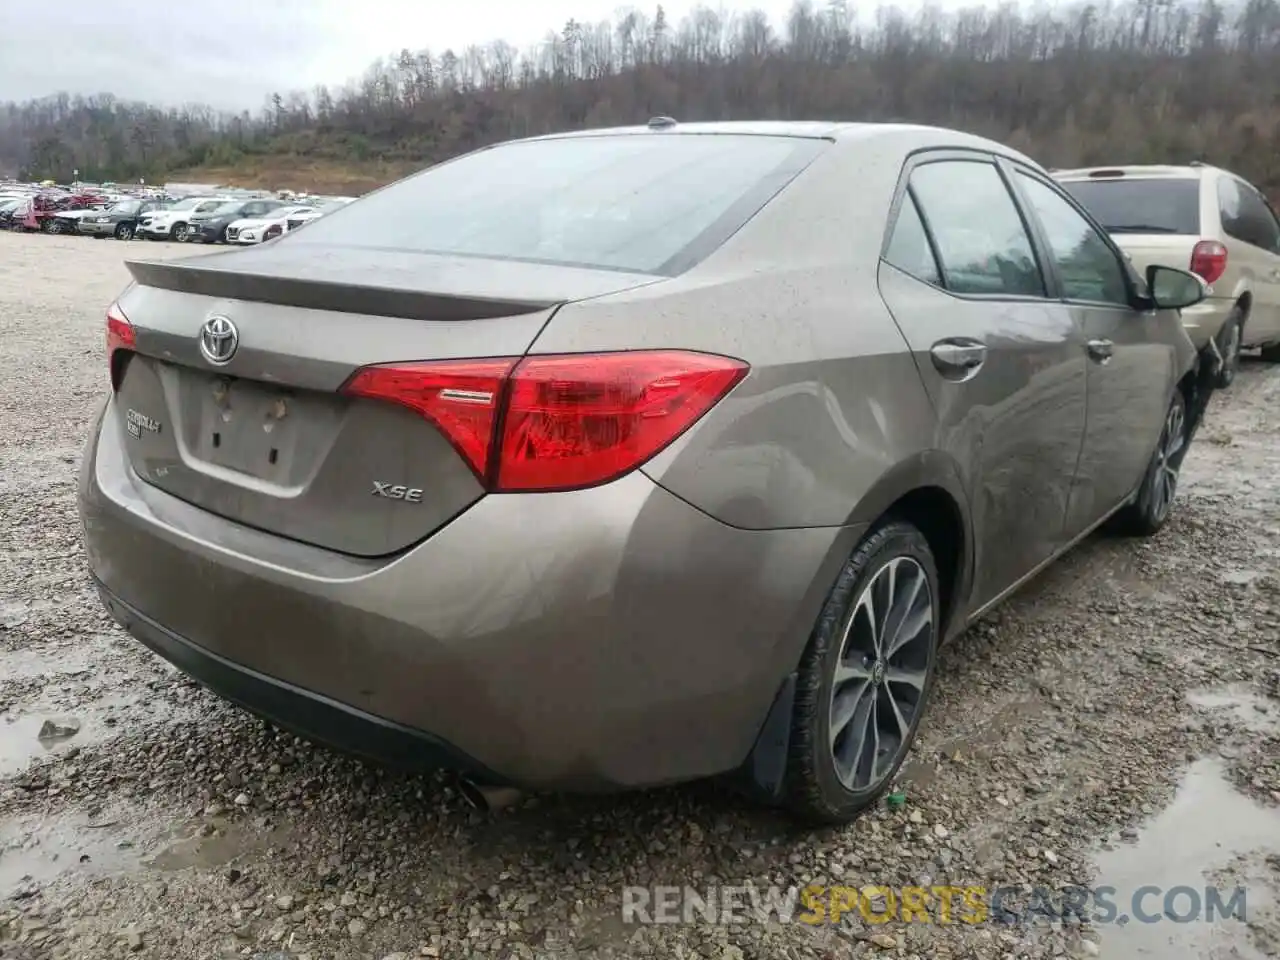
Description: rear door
877,152,1087,610
1008,166,1172,537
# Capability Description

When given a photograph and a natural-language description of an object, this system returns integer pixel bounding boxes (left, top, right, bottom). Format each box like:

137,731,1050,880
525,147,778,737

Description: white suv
1053,163,1280,384
138,197,231,242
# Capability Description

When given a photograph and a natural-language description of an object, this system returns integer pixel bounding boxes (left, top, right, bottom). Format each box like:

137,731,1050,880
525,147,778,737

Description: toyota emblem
199,315,239,366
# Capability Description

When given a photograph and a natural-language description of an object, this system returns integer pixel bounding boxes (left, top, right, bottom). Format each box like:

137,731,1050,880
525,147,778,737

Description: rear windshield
1057,178,1200,235
288,133,827,274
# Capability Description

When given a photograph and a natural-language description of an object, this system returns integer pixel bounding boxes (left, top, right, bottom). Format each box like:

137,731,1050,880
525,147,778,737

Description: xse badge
371,481,423,503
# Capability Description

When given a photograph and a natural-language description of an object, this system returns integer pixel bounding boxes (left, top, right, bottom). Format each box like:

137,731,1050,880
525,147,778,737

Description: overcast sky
0,0,847,111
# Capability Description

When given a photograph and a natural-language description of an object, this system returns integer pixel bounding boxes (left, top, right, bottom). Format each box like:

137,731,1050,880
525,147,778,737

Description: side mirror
1146,265,1208,310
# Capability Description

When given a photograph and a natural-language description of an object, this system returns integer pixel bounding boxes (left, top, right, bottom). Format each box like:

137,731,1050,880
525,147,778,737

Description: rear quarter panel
528,133,954,533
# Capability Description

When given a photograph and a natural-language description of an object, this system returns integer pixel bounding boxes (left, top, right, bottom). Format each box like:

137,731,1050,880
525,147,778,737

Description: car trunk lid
111,247,660,557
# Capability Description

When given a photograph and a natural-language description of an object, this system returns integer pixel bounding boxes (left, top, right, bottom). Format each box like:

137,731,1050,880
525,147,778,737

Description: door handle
930,339,987,379
1086,338,1114,362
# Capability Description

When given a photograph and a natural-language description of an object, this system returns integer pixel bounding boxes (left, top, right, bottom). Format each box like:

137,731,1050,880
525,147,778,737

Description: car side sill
964,499,1130,627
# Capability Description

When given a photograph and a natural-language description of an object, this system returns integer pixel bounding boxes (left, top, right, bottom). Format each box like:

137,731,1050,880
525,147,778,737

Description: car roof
516,120,1041,168
533,120,850,140
1052,164,1210,181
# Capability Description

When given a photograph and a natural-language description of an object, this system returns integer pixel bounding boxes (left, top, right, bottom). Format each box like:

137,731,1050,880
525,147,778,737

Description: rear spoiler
125,258,560,322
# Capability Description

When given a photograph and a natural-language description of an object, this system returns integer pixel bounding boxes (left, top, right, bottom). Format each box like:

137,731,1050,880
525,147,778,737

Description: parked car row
179,197,352,245
0,190,111,232
1,182,353,244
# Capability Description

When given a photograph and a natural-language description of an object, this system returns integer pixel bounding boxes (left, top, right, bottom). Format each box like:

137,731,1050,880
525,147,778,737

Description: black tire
1215,309,1244,388
784,519,940,825
1110,389,1187,537
172,222,189,243
1261,343,1280,363
114,223,134,241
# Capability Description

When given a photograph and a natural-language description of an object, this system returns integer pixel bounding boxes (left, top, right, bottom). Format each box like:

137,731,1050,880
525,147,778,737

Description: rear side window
909,160,1044,297
884,192,941,285
1057,178,1200,235
289,134,826,274
1217,176,1280,253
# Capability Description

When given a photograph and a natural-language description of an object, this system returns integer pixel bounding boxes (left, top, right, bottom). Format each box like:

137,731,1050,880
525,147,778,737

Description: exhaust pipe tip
458,779,523,813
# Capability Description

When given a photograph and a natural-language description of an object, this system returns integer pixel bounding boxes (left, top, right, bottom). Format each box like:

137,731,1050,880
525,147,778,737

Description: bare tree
5,1,1280,200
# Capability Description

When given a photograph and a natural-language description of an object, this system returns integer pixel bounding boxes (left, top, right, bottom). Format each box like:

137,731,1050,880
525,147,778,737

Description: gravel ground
1,231,1278,960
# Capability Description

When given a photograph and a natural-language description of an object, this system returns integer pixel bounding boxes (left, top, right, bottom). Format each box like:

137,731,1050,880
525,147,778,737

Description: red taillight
1190,240,1228,285
105,301,135,389
498,351,749,491
342,358,515,480
342,351,748,492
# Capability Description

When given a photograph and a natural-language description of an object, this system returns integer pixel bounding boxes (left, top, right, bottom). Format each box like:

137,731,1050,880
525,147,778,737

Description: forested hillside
5,0,1280,194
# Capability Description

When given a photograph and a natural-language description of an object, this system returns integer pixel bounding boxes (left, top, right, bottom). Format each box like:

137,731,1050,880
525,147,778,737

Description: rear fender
847,450,975,640
737,450,974,803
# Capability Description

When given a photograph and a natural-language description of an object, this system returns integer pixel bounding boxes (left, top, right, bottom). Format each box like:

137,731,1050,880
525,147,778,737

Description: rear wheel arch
881,486,967,636
734,460,973,805
845,452,972,636
1234,291,1252,322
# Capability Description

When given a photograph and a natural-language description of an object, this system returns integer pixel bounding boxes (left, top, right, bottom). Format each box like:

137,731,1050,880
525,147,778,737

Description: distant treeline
5,1,1280,194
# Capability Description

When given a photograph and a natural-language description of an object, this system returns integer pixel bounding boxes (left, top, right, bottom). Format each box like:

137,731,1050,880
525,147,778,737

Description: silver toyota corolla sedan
79,121,1213,824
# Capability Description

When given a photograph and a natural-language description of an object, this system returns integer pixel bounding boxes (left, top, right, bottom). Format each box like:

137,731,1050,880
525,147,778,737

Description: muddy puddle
0,690,182,777
0,807,151,894
0,642,96,682
0,804,294,897
0,643,190,777
1094,669,1280,960
1187,684,1280,735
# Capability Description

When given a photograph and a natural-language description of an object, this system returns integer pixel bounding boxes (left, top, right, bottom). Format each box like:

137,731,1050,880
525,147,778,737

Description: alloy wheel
1150,399,1185,524
828,556,934,792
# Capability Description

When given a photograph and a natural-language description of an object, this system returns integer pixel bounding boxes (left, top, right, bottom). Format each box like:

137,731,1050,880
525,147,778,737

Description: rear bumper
95,578,495,777
1179,297,1234,348
79,397,855,791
